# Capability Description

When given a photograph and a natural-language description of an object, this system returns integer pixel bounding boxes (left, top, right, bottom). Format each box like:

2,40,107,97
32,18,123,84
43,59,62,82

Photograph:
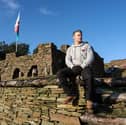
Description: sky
0,0,126,63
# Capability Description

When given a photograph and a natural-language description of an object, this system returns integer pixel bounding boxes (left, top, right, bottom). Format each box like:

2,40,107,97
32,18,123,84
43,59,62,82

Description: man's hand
72,66,83,76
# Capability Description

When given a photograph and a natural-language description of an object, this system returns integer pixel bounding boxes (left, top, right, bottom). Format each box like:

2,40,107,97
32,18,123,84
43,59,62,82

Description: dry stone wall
0,76,85,125
0,76,126,125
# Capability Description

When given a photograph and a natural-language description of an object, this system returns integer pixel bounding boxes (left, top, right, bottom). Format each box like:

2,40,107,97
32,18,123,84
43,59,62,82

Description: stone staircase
0,75,126,125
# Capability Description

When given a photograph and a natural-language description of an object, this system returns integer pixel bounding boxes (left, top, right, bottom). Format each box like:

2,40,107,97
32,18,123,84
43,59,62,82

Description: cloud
1,0,20,11
39,7,57,16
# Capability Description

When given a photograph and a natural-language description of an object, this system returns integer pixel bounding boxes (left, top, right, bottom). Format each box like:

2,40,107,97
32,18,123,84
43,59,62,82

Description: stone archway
27,65,38,77
12,68,20,79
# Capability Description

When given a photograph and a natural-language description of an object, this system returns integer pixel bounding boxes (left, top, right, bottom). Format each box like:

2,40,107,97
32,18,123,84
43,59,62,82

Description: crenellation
0,42,67,81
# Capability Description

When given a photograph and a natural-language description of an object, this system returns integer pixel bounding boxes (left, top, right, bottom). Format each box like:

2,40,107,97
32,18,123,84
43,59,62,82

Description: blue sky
0,0,126,63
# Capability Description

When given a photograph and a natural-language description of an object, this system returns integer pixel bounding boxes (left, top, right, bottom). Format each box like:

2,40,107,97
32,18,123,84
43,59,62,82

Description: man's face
73,32,82,43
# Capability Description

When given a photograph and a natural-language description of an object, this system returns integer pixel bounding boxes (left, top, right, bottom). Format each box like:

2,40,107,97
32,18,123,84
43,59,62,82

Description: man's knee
57,67,73,78
57,71,61,79
57,69,65,78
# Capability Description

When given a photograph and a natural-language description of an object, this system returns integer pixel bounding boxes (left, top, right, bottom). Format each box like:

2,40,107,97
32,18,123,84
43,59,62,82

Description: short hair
72,29,83,36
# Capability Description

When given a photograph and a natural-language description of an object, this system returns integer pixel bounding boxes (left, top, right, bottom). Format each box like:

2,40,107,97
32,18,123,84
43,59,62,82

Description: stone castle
1,42,126,125
0,42,104,81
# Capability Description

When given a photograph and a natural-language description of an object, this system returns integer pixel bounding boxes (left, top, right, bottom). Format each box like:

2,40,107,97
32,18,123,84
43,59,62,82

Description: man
57,29,95,110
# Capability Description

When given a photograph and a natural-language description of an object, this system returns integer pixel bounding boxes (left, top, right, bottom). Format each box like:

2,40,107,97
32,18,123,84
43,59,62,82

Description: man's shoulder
67,45,73,50
66,46,72,53
82,41,91,48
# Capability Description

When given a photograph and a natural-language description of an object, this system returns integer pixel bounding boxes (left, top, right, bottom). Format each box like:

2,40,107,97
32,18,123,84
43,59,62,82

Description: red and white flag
14,12,20,34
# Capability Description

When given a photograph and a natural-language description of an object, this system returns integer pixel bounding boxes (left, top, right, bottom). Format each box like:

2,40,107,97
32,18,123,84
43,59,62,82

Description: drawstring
80,47,81,63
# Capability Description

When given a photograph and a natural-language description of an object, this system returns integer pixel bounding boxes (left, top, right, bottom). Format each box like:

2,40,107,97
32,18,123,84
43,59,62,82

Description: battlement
0,42,68,81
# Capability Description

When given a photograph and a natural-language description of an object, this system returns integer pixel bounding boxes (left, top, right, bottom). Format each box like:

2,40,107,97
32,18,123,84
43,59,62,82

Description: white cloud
1,0,20,10
39,7,57,16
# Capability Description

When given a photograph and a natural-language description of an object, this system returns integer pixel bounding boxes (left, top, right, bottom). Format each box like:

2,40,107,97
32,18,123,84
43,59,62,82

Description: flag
14,12,20,41
14,12,20,52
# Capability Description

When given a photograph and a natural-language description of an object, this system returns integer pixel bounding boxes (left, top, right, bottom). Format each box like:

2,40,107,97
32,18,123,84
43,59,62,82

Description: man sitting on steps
57,29,95,110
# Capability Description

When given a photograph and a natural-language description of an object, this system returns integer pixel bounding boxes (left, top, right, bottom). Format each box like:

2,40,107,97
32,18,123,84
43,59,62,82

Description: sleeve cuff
81,63,87,69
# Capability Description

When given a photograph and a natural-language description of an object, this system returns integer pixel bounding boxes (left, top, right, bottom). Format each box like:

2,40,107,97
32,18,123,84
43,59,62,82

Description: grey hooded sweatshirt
65,42,94,69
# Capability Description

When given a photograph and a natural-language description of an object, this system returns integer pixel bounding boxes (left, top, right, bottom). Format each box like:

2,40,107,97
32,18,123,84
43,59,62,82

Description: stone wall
109,59,126,68
92,51,104,77
105,59,126,78
1,76,126,125
0,76,85,125
0,43,66,81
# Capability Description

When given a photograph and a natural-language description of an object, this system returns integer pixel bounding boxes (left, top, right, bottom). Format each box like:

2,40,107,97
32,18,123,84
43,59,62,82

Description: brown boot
64,96,76,104
86,100,93,109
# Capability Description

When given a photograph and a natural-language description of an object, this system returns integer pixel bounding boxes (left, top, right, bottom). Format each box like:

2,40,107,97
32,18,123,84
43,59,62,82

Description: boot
64,96,76,104
86,100,93,109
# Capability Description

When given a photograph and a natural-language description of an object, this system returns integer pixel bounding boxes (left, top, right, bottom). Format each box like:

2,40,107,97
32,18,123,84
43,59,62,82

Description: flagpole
16,42,17,52
16,32,19,52
16,35,17,52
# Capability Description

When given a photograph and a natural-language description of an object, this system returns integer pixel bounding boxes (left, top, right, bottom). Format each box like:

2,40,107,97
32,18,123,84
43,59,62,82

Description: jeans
57,66,95,101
